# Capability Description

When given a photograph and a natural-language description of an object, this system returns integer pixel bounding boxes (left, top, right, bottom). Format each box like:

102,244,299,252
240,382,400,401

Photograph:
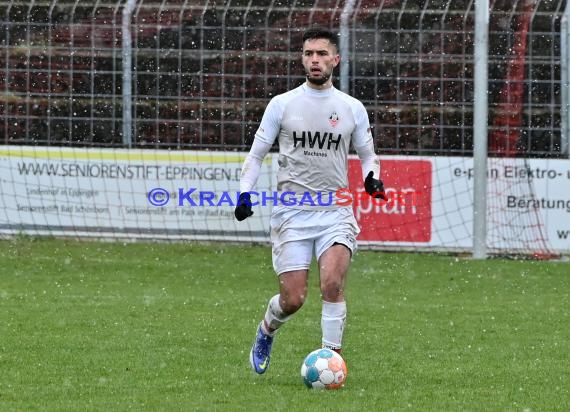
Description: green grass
0,237,569,411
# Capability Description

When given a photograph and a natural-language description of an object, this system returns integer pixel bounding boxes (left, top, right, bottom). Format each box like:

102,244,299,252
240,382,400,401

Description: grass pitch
0,237,569,411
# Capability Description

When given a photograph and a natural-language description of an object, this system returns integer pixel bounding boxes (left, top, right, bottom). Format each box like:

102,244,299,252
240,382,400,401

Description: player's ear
333,54,340,67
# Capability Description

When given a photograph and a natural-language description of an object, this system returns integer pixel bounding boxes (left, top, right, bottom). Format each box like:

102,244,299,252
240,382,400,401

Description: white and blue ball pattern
300,348,347,389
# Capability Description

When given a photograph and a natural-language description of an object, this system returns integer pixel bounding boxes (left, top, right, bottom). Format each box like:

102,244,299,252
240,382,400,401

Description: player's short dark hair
302,28,339,49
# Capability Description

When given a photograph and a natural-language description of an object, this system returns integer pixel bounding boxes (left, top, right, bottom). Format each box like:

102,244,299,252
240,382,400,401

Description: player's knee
320,280,344,301
281,293,306,314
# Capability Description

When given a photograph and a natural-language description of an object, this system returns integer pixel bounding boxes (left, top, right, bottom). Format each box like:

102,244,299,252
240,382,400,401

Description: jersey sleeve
239,139,272,193
239,97,283,192
253,96,282,145
351,101,372,147
354,139,380,181
351,101,380,179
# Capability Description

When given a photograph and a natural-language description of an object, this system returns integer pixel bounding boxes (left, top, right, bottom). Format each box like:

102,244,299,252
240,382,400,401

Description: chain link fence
1,0,566,156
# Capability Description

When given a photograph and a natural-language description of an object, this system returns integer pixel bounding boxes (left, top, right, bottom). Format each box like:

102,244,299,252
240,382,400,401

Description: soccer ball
300,348,347,389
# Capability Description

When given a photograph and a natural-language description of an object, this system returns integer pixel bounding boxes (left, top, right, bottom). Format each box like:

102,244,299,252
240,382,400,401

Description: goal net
486,0,559,258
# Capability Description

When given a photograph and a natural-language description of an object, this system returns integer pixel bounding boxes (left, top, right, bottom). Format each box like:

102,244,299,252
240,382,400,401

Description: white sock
321,300,346,350
262,294,292,336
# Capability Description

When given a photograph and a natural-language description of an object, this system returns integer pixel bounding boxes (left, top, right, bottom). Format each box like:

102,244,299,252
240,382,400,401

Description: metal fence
0,0,566,156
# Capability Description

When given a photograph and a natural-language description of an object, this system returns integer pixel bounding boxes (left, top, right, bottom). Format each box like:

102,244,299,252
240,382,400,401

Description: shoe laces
256,332,273,357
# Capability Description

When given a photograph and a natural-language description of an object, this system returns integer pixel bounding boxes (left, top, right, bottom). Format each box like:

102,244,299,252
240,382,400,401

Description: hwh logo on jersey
292,131,342,150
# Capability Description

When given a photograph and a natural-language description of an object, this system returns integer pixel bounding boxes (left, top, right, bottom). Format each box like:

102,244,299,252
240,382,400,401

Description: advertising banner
0,146,272,241
347,158,432,244
1,146,568,253
434,157,570,252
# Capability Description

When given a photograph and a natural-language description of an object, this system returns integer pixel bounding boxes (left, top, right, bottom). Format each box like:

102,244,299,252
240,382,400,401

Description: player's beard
306,69,332,86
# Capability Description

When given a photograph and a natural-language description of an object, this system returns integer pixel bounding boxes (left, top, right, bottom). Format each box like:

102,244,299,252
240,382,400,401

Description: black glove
364,171,387,200
234,192,254,221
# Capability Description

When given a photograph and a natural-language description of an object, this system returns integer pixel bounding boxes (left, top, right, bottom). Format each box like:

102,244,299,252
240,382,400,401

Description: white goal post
472,0,489,259
560,0,570,157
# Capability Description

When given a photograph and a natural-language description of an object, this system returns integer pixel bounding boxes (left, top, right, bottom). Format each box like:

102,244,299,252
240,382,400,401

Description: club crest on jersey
329,112,339,128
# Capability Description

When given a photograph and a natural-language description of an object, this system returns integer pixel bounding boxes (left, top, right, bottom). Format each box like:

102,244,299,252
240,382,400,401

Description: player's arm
352,103,386,200
234,139,272,221
235,98,281,221
354,140,386,200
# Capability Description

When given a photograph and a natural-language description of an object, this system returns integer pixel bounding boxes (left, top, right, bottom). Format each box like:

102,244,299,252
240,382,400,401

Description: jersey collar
302,83,335,97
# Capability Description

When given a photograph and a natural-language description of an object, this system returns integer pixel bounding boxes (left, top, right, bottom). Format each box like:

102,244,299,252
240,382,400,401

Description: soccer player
234,27,385,374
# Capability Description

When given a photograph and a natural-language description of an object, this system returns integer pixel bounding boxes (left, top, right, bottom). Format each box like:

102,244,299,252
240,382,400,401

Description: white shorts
269,206,360,275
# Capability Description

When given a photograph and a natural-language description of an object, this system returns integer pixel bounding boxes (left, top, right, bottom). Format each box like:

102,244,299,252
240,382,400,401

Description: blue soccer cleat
249,322,274,374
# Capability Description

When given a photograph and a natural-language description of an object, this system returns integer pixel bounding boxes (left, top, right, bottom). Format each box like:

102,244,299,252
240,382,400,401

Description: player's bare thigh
318,243,351,302
278,269,309,314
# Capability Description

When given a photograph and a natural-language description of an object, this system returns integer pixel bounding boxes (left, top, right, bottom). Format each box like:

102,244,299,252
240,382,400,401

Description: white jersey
254,83,375,210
